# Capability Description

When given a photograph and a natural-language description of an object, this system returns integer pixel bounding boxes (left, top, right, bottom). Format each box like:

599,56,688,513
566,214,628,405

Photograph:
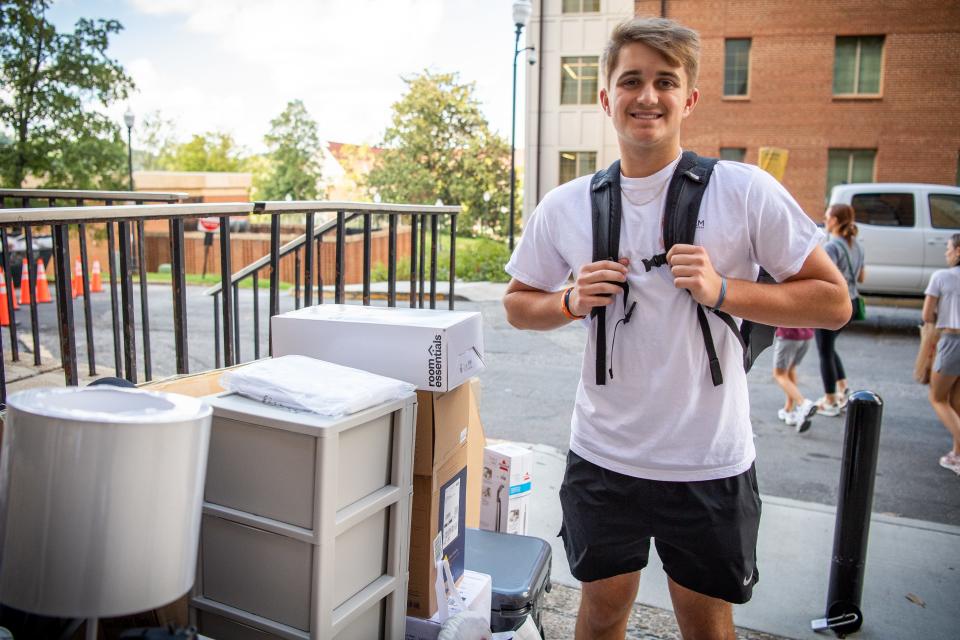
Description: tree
134,110,178,170
0,0,134,188
259,100,323,201
366,70,513,238
158,131,247,173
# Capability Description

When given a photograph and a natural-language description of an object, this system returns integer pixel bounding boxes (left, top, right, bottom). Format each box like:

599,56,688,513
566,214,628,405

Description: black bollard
811,390,883,637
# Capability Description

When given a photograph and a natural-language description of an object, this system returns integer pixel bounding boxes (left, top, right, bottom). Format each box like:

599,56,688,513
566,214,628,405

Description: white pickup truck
828,183,960,297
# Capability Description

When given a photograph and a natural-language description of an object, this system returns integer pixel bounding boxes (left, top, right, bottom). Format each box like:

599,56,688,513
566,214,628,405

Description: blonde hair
601,17,701,90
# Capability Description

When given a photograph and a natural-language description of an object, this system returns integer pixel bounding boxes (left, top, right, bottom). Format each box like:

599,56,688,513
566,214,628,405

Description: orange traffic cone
73,259,82,299
10,270,18,310
91,260,103,293
19,258,31,305
35,259,52,303
0,269,9,327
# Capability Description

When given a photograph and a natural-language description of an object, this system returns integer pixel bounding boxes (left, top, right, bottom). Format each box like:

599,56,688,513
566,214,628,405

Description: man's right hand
568,258,630,317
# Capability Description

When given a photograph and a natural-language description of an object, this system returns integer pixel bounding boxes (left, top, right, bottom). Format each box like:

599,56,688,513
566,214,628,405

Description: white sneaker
778,408,790,423
791,399,817,433
816,397,842,417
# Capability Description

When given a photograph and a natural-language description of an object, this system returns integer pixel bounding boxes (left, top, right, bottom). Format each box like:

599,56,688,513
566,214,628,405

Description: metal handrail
0,202,254,224
0,188,188,202
254,200,461,214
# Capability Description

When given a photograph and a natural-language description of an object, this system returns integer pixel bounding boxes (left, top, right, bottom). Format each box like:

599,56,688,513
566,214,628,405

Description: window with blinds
833,36,884,95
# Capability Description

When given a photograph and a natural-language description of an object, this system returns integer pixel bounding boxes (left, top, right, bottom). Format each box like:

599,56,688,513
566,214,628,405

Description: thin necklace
621,178,668,208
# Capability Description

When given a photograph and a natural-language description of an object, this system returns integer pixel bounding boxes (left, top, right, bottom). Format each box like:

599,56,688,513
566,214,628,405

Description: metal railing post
388,214,397,307
118,220,138,383
811,390,884,636
362,213,372,306
219,215,234,367
51,223,78,386
269,214,280,356
335,211,345,304
77,217,96,376
448,213,457,310
170,218,189,374
304,212,314,306
106,218,123,377
136,215,152,381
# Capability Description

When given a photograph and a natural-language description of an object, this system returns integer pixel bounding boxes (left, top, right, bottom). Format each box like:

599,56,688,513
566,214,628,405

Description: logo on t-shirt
696,219,705,229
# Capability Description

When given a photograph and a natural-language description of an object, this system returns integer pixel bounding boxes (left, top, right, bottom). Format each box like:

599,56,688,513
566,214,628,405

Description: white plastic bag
220,355,415,416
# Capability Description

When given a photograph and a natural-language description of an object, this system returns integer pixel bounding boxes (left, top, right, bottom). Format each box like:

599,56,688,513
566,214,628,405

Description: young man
502,17,850,640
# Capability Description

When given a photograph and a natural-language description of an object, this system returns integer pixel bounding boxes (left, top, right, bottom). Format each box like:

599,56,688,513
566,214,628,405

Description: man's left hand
667,244,723,307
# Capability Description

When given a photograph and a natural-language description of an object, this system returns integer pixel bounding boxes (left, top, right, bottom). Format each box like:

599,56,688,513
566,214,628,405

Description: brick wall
629,0,960,218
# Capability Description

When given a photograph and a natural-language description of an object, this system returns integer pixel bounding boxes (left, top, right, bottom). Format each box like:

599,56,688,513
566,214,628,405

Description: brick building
523,0,960,220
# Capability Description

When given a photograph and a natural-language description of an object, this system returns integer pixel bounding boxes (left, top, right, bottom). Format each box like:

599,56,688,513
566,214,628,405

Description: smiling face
599,41,699,174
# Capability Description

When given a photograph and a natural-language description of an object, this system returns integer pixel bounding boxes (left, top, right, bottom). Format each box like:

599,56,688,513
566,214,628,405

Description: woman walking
815,204,865,416
922,234,960,475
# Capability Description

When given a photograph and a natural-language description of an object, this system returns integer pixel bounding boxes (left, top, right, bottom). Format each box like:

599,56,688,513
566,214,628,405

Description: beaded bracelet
561,287,586,320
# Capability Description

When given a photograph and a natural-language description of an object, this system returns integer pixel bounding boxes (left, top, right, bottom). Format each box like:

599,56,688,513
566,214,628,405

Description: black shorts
558,450,762,604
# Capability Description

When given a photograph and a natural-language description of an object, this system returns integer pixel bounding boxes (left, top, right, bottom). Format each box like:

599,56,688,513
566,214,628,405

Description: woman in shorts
772,327,816,433
923,233,960,475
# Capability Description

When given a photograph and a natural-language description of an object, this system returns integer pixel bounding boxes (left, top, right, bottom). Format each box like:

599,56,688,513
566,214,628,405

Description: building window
720,147,747,162
723,39,751,96
833,36,884,95
560,56,599,105
562,0,600,12
559,152,597,184
827,149,876,198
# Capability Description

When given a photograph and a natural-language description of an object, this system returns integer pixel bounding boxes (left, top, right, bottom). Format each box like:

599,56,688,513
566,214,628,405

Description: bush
370,237,510,283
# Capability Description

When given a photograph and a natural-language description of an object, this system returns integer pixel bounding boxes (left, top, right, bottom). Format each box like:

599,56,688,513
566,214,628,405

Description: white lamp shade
123,108,135,129
512,0,532,27
0,387,212,617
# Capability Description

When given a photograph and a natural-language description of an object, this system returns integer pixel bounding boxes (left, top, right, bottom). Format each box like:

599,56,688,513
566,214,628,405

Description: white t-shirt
506,153,822,481
925,267,960,329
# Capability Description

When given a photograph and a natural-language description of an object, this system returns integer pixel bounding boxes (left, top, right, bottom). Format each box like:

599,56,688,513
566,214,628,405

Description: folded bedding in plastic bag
220,355,416,416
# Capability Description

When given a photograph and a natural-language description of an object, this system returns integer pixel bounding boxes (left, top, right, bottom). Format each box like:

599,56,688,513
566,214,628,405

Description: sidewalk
515,442,960,640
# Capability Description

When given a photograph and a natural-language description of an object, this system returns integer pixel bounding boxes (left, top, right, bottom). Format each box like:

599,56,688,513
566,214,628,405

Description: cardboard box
271,304,484,391
415,385,471,476
416,381,484,527
404,570,492,640
465,380,485,529
480,443,533,535
408,444,468,618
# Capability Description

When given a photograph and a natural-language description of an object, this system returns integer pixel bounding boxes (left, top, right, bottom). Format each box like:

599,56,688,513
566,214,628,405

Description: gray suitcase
464,528,551,635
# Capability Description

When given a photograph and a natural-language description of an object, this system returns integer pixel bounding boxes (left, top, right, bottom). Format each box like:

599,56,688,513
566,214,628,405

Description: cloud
120,0,521,149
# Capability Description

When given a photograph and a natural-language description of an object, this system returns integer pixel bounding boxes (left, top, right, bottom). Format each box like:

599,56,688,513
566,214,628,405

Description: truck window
851,193,915,227
930,194,960,229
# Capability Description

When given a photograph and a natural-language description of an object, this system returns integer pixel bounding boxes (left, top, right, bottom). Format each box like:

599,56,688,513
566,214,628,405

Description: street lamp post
509,0,536,253
123,107,135,192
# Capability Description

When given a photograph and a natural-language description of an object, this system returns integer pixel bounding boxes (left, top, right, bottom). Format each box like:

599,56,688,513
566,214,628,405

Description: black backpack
589,151,776,386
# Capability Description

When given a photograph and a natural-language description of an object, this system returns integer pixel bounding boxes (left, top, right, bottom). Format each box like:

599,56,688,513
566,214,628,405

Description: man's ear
682,88,700,118
599,87,611,116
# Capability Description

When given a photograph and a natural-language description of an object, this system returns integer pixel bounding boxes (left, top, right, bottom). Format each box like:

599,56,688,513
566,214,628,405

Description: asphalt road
14,286,959,527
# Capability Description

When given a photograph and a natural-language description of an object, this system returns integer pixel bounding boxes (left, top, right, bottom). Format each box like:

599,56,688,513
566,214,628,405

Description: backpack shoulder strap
641,151,718,272
590,160,621,386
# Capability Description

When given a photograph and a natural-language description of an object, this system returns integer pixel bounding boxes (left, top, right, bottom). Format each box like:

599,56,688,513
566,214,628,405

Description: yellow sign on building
758,147,789,182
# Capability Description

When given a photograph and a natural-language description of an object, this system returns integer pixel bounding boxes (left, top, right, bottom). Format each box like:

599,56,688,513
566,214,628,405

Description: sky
48,0,533,154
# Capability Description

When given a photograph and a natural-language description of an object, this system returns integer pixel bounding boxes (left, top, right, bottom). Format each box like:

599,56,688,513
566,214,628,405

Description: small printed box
480,443,532,535
271,304,484,392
